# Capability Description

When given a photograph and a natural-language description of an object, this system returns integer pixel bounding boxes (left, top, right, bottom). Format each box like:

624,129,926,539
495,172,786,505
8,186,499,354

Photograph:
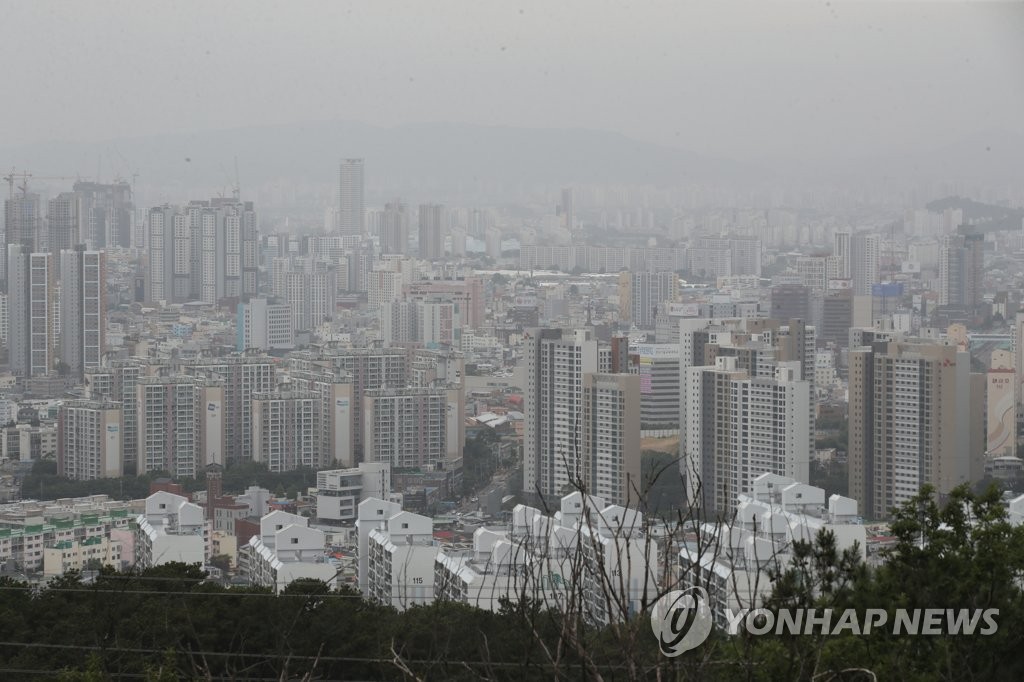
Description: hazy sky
1,1,1021,161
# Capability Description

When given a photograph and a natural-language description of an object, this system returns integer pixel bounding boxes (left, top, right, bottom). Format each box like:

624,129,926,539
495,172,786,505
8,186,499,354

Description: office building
629,344,681,429
237,297,295,351
337,159,365,236
938,226,984,308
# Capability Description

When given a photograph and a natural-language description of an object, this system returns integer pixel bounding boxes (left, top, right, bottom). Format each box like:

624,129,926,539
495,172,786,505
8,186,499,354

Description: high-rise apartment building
290,348,408,462
86,360,148,474
289,369,356,468
833,230,852,279
417,204,444,260
7,246,56,377
581,373,641,506
523,328,601,503
146,205,191,303
337,159,365,236
363,386,463,469
59,247,105,377
283,260,337,331
848,335,985,520
252,391,320,472
137,376,225,478
57,400,123,480
618,271,679,328
147,200,258,305
181,357,276,466
684,357,811,515
524,328,600,496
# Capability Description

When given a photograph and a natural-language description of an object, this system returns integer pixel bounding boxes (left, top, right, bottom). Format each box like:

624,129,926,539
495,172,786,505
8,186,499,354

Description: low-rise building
43,535,123,577
315,462,392,525
679,473,866,628
134,491,208,569
243,510,335,593
362,504,435,609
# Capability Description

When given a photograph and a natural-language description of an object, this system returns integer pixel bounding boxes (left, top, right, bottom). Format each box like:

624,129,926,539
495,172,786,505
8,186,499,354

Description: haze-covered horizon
2,0,1022,170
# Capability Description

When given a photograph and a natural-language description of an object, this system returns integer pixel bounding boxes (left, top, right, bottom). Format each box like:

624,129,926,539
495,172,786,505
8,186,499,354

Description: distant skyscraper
418,204,444,260
938,226,984,308
7,246,56,377
146,205,191,303
619,271,679,328
850,233,879,296
4,193,41,274
47,193,82,260
379,201,408,255
73,181,133,249
833,230,852,279
337,159,365,236
560,187,575,230
59,247,106,377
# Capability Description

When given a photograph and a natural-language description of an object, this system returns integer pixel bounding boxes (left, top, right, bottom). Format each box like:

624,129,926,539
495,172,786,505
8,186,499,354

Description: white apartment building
434,492,658,625
57,400,123,480
356,497,403,594
679,474,866,628
580,373,642,507
134,492,208,569
316,462,392,525
244,510,335,593
364,507,435,609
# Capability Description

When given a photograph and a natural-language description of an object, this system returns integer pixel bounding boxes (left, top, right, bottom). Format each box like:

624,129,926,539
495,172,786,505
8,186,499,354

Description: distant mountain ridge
0,121,760,199
0,122,1020,203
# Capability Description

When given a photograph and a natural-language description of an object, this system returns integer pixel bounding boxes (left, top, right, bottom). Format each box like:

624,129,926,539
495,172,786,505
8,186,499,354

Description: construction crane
2,169,83,199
